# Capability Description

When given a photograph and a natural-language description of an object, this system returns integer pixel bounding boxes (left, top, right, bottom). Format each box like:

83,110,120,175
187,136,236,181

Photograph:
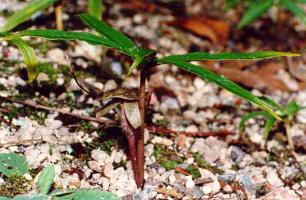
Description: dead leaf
167,16,229,45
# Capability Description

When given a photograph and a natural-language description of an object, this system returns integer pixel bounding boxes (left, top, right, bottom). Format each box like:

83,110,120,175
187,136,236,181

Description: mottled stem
120,106,141,187
137,67,147,187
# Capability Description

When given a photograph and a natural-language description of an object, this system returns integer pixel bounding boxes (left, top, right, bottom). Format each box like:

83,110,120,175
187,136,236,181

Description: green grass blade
158,51,300,62
239,111,269,129
11,38,38,82
0,29,122,51
79,13,139,57
263,115,277,139
0,0,59,32
88,0,104,20
237,0,273,29
158,59,282,120
281,0,306,24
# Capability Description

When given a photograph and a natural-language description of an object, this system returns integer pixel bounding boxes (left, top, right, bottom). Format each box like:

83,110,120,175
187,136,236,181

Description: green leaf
123,102,141,129
0,197,11,200
0,0,59,32
285,100,300,118
263,115,277,139
13,194,50,200
239,111,269,129
37,165,55,194
158,51,300,63
158,59,282,120
79,13,138,57
237,0,273,29
10,38,38,82
281,0,306,24
0,153,29,177
88,0,104,20
127,48,157,75
0,30,120,50
53,189,120,200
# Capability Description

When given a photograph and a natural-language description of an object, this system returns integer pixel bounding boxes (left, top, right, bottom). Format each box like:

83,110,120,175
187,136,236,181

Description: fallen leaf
167,16,229,45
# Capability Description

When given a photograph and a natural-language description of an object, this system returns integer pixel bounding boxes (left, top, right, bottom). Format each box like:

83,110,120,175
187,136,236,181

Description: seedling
0,10,301,188
0,154,120,200
226,0,306,28
240,100,306,147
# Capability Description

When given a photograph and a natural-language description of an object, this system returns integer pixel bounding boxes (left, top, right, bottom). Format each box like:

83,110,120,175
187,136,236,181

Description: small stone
223,185,232,193
185,176,195,189
202,186,212,194
104,80,117,92
169,174,176,184
151,136,173,146
91,149,110,165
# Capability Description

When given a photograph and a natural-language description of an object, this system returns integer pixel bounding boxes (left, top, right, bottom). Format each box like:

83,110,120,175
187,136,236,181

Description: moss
186,164,201,178
154,118,169,128
113,159,127,170
0,175,31,198
153,144,183,170
193,153,224,174
85,139,116,155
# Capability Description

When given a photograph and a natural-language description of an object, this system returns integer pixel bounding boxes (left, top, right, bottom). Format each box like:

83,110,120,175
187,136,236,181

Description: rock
104,80,117,92
160,97,180,113
44,119,62,130
199,168,220,193
229,146,245,163
151,136,173,146
263,187,300,200
202,186,212,195
264,167,283,187
46,48,67,65
217,172,235,183
223,185,232,193
185,176,195,189
169,174,176,184
91,149,110,165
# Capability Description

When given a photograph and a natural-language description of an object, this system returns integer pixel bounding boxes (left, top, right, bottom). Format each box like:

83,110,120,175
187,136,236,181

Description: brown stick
137,67,147,187
0,96,114,126
147,126,235,137
55,4,63,30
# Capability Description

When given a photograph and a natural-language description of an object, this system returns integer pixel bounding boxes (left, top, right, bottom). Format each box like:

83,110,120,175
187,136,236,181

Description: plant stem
120,106,140,187
137,67,147,187
284,119,294,149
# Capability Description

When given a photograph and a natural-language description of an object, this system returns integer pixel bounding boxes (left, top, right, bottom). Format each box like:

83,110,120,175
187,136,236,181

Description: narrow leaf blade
0,30,120,49
159,59,282,120
281,0,306,24
79,13,138,57
0,0,59,32
263,115,277,139
11,38,38,82
88,0,104,20
237,0,273,29
239,111,269,129
158,51,300,63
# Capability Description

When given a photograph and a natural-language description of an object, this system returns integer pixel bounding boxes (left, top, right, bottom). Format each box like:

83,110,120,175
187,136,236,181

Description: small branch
55,4,63,30
147,126,235,137
0,96,114,126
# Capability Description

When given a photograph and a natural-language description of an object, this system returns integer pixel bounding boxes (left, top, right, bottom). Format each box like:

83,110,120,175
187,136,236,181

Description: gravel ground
0,0,305,199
